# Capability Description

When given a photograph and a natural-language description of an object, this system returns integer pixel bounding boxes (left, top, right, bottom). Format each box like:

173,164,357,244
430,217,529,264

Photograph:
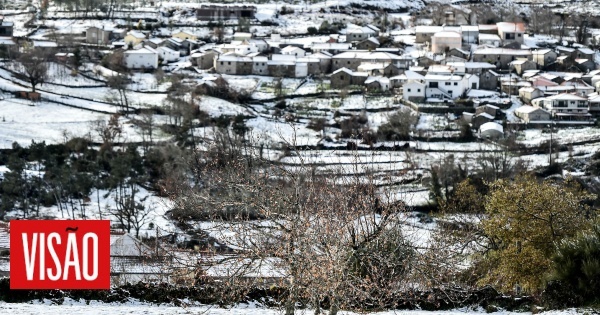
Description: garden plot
44,63,103,87
517,127,600,147
0,98,105,148
245,116,322,147
198,96,253,117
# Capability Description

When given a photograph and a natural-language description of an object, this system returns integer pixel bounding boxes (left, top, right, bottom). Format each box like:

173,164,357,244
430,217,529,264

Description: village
3,1,600,308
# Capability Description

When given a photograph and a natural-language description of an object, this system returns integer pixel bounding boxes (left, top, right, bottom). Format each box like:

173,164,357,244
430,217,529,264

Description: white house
424,73,479,99
124,47,159,69
402,81,426,100
281,45,306,57
157,46,179,63
543,93,590,119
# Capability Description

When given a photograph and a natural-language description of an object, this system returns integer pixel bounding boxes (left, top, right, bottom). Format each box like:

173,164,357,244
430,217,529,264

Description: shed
479,122,504,139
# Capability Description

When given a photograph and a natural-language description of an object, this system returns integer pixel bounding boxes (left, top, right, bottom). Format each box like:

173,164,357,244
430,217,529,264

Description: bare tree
15,49,49,93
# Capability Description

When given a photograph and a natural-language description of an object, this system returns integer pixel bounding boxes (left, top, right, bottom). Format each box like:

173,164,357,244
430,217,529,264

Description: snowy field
0,301,588,315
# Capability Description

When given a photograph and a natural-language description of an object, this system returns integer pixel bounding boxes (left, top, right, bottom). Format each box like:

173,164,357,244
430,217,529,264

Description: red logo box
10,220,110,289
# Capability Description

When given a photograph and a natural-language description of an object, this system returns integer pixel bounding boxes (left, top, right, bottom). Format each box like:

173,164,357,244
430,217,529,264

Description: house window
445,82,451,86
407,88,411,92
430,82,438,88
518,33,522,37
453,82,458,86
228,62,231,65
417,89,421,92
347,61,350,64
340,75,345,80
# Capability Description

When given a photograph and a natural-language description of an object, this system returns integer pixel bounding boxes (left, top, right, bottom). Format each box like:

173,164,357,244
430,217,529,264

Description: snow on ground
198,96,253,117
0,97,105,148
246,116,322,146
0,300,589,315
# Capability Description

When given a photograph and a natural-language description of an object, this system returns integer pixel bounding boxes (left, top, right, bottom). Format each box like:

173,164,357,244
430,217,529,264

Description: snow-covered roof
281,45,303,53
478,34,501,40
461,25,479,32
433,31,461,38
310,43,351,50
33,41,57,47
557,46,575,53
146,38,164,45
478,24,498,31
332,67,353,75
252,56,268,62
496,22,525,33
578,47,595,55
473,48,531,56
271,54,296,61
532,49,554,55
127,31,146,39
547,93,588,101
515,105,547,114
424,74,463,81
415,26,443,33
0,36,15,45
125,47,157,55
158,46,177,53
476,112,495,120
366,37,380,45
479,122,503,133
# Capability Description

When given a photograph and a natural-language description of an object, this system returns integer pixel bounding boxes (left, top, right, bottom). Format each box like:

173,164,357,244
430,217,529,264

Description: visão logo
10,220,110,289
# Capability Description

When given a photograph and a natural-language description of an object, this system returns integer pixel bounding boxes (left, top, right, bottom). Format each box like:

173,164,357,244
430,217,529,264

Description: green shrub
551,223,600,304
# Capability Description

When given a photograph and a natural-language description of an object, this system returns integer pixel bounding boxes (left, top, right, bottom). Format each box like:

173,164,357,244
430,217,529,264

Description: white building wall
124,52,158,69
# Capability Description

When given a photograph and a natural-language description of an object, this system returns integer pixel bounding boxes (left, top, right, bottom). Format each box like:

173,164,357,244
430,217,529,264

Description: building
345,24,379,43
214,54,252,75
415,26,443,43
532,49,557,68
479,69,500,91
171,30,198,41
519,87,544,104
479,122,504,139
281,45,306,57
196,5,256,21
110,233,171,285
431,31,462,54
496,22,525,44
124,47,159,69
124,31,146,47
191,50,220,69
461,25,479,44
402,81,426,101
510,59,537,75
472,48,532,69
478,34,501,47
330,68,368,89
515,105,551,123
87,26,112,45
356,37,380,50
424,73,479,99
157,46,179,63
542,93,591,119
0,16,13,36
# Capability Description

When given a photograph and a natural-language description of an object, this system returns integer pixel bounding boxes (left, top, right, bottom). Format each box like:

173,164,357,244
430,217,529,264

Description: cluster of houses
79,6,600,131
